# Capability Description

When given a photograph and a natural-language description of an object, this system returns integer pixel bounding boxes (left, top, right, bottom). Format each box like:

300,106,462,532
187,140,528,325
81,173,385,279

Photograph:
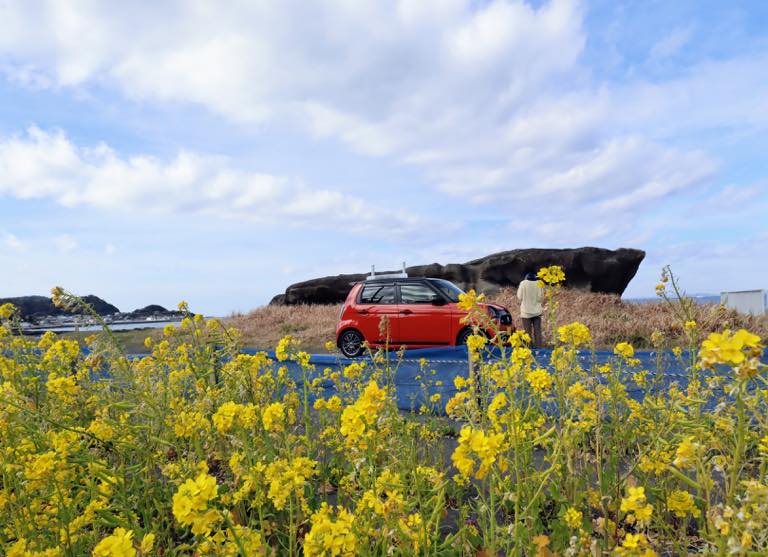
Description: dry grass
226,304,341,352
493,288,768,348
226,288,768,351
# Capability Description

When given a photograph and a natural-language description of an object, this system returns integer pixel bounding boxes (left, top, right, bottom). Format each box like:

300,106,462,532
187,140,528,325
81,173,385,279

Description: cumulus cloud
0,127,433,236
0,0,763,243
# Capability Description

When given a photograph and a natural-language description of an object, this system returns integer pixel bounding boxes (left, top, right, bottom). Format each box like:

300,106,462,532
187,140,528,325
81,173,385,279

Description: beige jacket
517,279,543,318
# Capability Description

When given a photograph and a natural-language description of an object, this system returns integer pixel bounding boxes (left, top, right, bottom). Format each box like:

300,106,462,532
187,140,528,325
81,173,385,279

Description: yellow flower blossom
466,333,487,362
666,489,700,518
265,457,317,510
276,335,296,362
699,329,762,371
457,289,485,311
614,342,635,359
564,507,583,529
537,265,565,285
172,470,220,536
526,368,553,397
92,528,136,557
339,380,387,450
620,486,653,526
304,503,357,557
615,532,658,556
262,402,287,432
173,410,210,438
0,303,17,320
139,533,154,554
672,436,699,469
557,322,592,347
451,426,505,480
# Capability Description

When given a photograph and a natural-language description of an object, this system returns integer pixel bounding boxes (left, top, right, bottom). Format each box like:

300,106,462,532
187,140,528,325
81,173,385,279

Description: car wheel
456,327,473,346
339,329,365,358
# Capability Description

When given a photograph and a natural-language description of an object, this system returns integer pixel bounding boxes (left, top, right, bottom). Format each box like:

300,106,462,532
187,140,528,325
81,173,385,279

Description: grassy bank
226,288,768,351
58,327,162,353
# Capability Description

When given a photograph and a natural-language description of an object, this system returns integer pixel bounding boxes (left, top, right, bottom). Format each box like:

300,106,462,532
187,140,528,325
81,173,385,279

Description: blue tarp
240,346,755,413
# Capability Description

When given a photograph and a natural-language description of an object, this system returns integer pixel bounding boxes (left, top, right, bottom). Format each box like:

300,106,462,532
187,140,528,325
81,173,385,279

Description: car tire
339,329,365,358
456,327,473,347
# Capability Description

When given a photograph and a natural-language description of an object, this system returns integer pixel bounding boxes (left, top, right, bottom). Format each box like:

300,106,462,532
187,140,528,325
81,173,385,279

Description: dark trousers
522,315,543,349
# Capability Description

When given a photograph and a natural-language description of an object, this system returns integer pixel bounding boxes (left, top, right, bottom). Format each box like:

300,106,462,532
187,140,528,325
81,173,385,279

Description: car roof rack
365,262,408,281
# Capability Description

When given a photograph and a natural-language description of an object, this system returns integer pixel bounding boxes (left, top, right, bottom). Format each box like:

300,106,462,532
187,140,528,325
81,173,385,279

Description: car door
355,282,400,345
396,282,452,346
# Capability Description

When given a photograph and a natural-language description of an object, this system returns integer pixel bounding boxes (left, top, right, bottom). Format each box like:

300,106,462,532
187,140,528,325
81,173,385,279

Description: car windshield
429,279,465,302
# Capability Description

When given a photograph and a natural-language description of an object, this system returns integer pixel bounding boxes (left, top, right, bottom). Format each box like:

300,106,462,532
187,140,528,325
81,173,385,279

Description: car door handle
357,310,369,315
399,309,413,315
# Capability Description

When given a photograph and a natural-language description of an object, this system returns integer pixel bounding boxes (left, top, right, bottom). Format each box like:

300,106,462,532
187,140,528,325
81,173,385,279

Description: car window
429,279,464,302
359,284,396,304
399,283,439,304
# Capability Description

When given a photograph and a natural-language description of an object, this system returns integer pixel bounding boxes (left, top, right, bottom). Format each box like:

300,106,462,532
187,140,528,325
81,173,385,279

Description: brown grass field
224,288,768,352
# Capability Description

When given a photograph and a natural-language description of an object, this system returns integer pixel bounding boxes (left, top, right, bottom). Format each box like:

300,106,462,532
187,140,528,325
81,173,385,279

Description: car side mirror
431,296,446,306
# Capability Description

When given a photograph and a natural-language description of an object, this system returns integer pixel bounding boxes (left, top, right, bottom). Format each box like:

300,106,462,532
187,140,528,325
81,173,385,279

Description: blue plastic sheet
240,346,760,413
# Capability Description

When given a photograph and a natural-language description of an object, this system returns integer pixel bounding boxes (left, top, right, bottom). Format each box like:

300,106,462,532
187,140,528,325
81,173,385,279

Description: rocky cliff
0,295,120,321
271,247,645,305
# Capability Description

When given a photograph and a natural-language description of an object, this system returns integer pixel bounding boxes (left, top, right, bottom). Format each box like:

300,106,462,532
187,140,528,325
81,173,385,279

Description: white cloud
104,243,116,255
649,26,694,61
54,233,78,253
1,231,25,252
0,0,764,244
0,127,429,236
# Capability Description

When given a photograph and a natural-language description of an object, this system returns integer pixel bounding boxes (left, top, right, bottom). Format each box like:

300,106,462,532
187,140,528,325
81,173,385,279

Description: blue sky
0,0,766,315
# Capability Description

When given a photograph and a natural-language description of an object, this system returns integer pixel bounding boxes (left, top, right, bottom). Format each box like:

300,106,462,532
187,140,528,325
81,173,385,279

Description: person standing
517,272,543,348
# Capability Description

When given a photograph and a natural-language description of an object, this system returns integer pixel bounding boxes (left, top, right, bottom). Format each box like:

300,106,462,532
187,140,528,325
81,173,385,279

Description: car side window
399,283,440,304
359,284,396,304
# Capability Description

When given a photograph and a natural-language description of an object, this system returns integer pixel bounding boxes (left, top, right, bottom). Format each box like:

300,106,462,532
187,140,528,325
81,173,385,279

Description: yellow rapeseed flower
557,322,591,347
564,507,583,529
614,342,635,359
672,436,699,469
172,470,220,536
451,426,505,480
620,486,653,526
537,265,565,285
0,303,17,320
276,335,296,362
666,489,700,518
173,410,210,438
262,402,287,432
525,368,553,397
92,527,136,557
457,289,485,311
466,334,487,362
699,329,762,371
139,533,154,554
304,503,357,557
265,457,317,510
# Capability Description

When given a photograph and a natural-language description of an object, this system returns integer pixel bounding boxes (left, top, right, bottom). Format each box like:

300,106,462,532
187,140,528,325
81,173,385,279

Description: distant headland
0,294,184,329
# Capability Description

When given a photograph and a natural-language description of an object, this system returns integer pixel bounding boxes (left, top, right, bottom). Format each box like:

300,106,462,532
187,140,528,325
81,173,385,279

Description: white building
720,289,767,315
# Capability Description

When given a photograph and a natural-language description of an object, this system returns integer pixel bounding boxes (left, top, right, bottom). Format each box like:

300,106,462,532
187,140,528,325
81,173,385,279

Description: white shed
720,289,767,315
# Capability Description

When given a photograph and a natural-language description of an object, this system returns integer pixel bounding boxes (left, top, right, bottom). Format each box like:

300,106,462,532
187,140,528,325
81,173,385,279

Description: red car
335,277,514,357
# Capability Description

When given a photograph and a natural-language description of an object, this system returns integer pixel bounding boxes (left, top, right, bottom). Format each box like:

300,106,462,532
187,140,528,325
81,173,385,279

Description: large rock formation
0,295,120,321
271,247,645,305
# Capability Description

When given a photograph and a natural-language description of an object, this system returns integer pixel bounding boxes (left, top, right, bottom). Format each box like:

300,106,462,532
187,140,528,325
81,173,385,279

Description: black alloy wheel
339,329,365,358
457,328,474,347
